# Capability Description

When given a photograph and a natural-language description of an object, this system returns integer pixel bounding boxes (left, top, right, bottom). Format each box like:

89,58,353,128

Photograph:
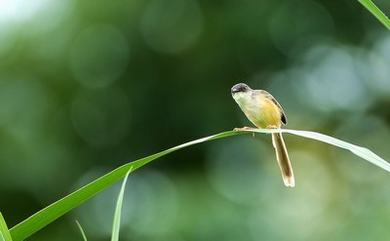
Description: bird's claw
233,126,256,132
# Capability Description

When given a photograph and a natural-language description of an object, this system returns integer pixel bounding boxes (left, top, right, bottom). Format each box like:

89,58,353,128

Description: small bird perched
231,83,294,187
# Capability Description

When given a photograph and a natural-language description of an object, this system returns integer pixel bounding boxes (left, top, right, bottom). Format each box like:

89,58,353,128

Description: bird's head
231,83,252,102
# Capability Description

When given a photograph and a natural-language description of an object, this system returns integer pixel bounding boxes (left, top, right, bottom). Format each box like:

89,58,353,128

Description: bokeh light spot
248,151,332,240
123,170,178,236
294,45,371,112
75,169,178,239
140,0,203,54
362,35,390,95
69,25,130,88
206,137,274,205
269,0,334,57
0,0,48,24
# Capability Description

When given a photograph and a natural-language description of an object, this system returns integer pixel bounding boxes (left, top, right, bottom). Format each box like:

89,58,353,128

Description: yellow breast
242,95,282,129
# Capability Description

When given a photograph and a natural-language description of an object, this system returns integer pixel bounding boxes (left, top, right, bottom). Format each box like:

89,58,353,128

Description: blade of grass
9,131,245,241
10,128,390,241
0,213,12,241
248,128,390,172
75,220,87,241
111,167,133,241
358,0,390,30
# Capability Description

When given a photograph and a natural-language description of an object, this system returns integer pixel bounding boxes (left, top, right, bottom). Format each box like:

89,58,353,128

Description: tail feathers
271,132,295,187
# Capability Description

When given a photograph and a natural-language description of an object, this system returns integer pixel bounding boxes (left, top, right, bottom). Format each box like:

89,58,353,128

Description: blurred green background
1,0,390,240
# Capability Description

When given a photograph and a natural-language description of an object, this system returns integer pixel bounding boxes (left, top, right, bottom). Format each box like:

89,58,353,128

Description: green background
0,0,390,240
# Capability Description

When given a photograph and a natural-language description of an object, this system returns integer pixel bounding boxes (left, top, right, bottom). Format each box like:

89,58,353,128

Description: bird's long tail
271,132,295,187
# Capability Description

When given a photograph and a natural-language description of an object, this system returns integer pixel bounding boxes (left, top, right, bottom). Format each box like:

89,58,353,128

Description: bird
231,83,294,187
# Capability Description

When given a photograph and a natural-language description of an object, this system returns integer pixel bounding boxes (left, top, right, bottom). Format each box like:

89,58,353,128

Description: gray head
231,83,252,94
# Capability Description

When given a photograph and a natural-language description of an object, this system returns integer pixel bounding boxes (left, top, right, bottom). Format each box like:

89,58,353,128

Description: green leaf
248,128,390,172
111,167,133,241
75,220,87,241
358,0,390,30
10,131,243,241
0,213,12,241
9,129,390,241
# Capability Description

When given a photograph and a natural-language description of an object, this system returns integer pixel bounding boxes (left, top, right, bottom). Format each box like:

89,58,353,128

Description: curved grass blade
359,0,390,30
75,220,87,241
9,128,390,240
111,167,133,241
0,213,12,241
245,128,390,172
9,131,245,241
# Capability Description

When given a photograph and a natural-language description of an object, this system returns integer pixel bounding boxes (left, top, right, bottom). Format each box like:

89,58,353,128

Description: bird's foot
233,126,256,132
234,126,257,137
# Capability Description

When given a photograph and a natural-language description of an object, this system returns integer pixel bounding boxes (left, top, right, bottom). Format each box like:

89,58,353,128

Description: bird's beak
231,86,240,94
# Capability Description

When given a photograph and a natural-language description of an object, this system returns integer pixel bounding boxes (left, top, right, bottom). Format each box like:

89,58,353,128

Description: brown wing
260,90,287,125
